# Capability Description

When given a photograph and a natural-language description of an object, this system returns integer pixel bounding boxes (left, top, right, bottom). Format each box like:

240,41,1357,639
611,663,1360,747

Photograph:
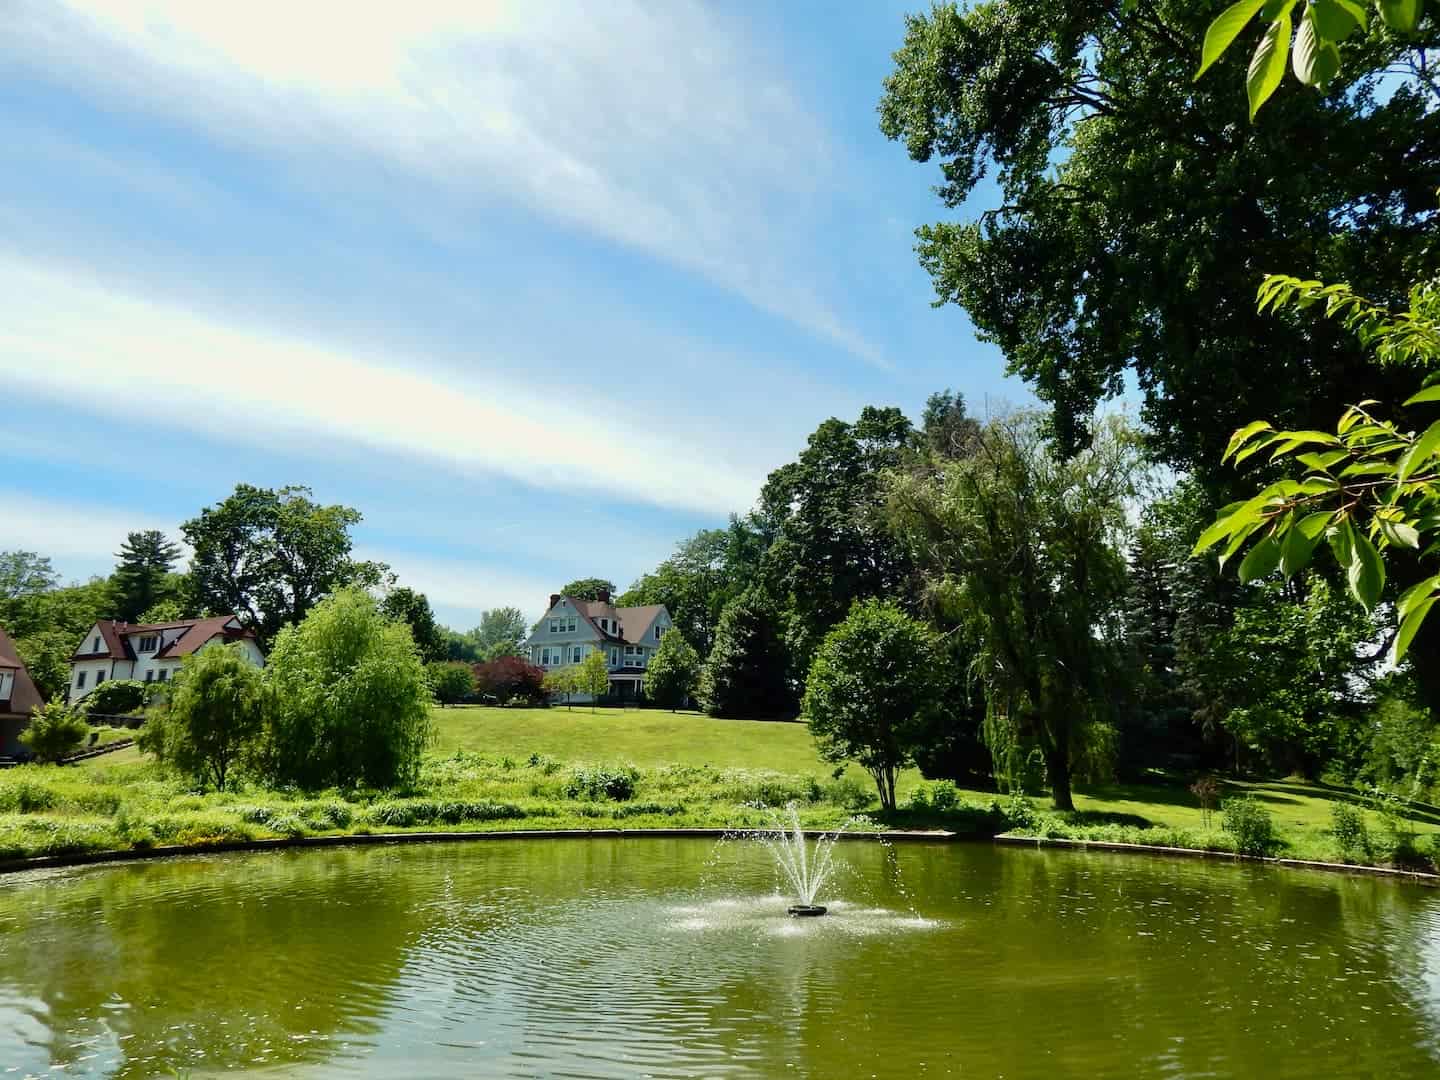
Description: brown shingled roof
153,616,255,658
0,624,44,718
69,616,255,662
570,600,665,645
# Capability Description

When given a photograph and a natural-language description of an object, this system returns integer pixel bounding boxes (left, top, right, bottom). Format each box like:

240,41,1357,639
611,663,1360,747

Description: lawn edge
4,826,1439,884
994,832,1440,885
0,826,962,875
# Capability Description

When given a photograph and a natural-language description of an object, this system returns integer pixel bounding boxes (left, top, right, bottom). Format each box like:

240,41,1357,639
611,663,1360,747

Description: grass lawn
430,705,834,775
17,705,1437,873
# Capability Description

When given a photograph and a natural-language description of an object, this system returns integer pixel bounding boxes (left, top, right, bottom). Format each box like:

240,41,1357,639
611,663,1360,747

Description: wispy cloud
0,257,757,514
5,0,885,367
0,491,184,572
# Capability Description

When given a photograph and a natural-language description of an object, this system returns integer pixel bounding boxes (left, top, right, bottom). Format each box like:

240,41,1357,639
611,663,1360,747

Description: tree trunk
1046,746,1075,812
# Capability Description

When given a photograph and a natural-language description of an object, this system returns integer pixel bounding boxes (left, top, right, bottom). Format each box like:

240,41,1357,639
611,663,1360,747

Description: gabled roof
0,624,44,718
534,597,667,646
154,616,255,658
70,616,255,662
614,605,665,645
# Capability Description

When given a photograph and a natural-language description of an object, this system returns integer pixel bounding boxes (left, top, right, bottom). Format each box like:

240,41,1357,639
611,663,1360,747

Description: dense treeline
614,0,1440,811
617,399,1419,810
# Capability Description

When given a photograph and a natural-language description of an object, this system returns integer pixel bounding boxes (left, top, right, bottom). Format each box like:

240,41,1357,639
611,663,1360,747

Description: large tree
474,607,528,660
379,586,446,663
182,484,387,646
560,578,617,602
697,588,796,720
619,519,766,656
759,406,923,676
112,530,185,623
0,551,57,606
878,0,1438,475
891,411,1143,810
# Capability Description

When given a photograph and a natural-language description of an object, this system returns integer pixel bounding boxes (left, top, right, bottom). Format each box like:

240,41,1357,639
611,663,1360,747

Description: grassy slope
22,705,1435,871
430,705,830,774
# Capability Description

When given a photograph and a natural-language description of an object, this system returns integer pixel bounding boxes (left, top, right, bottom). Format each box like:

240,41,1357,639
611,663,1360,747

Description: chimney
549,593,561,610
598,587,611,604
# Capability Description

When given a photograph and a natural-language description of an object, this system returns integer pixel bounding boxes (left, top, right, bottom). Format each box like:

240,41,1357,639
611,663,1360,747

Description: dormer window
139,635,158,653
654,625,663,641
92,637,101,653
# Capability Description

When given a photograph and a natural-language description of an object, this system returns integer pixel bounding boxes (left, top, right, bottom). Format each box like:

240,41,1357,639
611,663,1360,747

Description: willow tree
890,412,1143,810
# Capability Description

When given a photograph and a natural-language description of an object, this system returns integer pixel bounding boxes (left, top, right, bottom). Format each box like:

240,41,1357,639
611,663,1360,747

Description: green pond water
2,838,1439,1078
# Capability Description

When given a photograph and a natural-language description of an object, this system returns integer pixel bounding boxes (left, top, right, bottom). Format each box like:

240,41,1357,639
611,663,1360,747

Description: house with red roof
0,624,45,756
67,615,264,703
523,588,673,701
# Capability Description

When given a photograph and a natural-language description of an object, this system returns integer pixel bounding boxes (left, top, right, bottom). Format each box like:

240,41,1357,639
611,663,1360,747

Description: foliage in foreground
2,743,1436,874
261,589,434,789
22,701,90,764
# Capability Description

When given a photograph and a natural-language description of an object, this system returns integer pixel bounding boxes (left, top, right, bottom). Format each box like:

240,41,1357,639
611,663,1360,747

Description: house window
145,671,154,683
655,625,663,641
157,669,168,683
76,671,87,689
96,672,105,685
92,637,101,653
609,648,618,666
139,635,158,652
567,617,577,632
572,645,584,663
549,620,559,634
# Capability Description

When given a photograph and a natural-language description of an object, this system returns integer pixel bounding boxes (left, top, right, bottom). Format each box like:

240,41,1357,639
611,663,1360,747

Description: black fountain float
759,804,850,919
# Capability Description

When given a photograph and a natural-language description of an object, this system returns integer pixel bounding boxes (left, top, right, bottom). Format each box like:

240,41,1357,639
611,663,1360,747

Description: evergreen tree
112,531,183,622
697,589,795,719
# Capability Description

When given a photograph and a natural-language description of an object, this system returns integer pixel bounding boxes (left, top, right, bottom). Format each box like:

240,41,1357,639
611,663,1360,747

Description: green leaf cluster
1196,387,1440,659
1197,0,1418,116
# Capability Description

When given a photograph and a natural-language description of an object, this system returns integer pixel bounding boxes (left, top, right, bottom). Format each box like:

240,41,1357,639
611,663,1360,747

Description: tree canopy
380,586,446,664
182,484,387,645
802,600,950,810
759,406,922,675
891,412,1144,809
112,530,185,623
560,578,617,601
879,0,1438,475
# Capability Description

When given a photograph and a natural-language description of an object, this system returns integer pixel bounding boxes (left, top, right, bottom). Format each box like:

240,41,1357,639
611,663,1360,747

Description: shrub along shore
3,708,1440,873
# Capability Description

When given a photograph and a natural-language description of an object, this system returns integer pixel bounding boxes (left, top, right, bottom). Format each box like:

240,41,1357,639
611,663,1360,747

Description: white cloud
6,0,884,366
0,491,184,571
0,256,757,514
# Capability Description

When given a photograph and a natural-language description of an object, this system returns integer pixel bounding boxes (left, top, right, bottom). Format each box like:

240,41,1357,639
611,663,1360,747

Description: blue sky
2,0,1022,629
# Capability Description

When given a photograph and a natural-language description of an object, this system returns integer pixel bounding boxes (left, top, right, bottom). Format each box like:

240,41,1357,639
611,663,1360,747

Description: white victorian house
68,615,265,703
525,589,673,701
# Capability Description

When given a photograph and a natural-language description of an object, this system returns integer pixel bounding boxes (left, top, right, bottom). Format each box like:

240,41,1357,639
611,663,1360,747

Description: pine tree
112,531,183,623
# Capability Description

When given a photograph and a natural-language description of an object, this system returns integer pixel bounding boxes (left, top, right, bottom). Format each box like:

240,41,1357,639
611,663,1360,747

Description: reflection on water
1,839,1439,1077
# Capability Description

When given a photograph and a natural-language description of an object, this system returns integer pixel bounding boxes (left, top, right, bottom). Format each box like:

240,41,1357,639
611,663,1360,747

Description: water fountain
751,802,857,916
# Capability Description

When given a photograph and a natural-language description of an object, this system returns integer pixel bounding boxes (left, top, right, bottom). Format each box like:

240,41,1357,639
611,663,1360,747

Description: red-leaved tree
473,656,546,705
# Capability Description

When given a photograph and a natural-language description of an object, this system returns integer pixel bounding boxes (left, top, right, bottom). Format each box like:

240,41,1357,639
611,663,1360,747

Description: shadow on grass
869,806,1005,836
1059,810,1153,830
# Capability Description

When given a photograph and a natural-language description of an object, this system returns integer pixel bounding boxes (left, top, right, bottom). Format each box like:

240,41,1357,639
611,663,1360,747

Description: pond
2,838,1439,1077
